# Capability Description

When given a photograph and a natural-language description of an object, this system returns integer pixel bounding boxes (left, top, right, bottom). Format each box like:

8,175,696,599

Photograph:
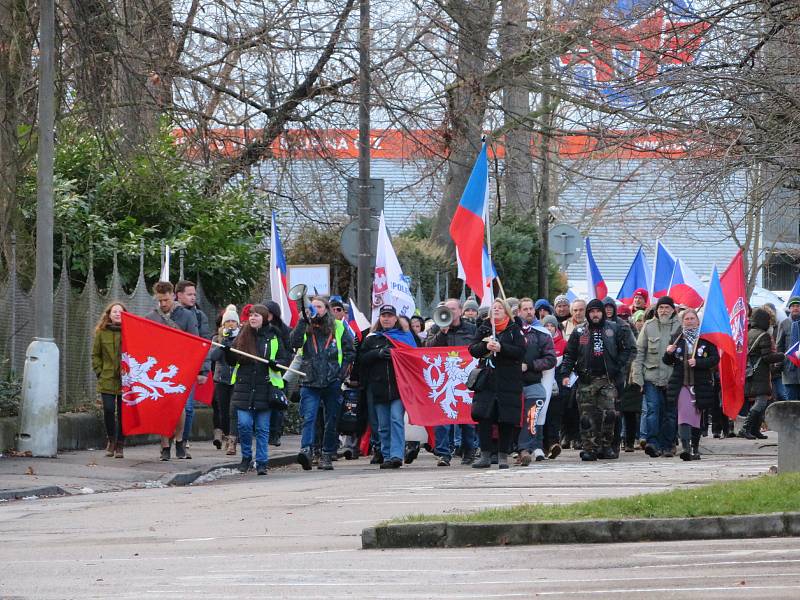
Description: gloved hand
379,348,392,360
267,359,279,370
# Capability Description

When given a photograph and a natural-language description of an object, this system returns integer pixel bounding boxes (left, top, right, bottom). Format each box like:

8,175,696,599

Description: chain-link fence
0,243,215,412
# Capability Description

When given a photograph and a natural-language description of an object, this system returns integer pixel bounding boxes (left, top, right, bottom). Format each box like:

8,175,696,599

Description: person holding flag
92,302,128,459
663,308,719,461
777,296,800,401
290,296,355,471
220,304,291,475
359,305,418,469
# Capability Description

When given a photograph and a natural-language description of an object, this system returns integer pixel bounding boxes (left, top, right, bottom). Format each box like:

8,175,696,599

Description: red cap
633,288,649,302
240,303,253,322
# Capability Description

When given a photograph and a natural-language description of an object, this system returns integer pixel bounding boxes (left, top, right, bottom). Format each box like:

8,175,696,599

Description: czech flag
270,211,299,328
617,246,652,305
786,341,800,368
668,258,706,309
347,297,371,341
585,237,607,300
786,274,800,310
700,267,743,419
450,143,493,301
651,240,676,298
720,249,748,401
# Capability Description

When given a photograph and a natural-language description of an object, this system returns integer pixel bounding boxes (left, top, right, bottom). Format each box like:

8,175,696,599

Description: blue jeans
373,399,405,461
518,383,546,452
238,408,270,465
300,381,343,454
785,383,800,401
772,377,787,402
644,382,675,451
182,385,196,441
434,425,476,459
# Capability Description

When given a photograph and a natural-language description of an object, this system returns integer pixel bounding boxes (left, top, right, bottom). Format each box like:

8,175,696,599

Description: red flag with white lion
391,346,477,426
120,313,211,436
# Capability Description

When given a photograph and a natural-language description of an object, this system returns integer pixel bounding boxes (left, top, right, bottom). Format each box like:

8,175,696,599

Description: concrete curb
164,452,299,486
362,512,800,549
0,486,67,501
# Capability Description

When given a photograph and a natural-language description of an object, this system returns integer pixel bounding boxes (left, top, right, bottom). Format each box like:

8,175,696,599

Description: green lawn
391,473,800,524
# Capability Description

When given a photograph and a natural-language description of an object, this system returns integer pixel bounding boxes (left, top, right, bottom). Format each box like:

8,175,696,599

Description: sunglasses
332,307,344,312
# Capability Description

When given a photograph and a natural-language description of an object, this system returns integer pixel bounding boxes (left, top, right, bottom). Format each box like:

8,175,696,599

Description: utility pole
18,0,60,457
356,0,372,316
536,0,555,299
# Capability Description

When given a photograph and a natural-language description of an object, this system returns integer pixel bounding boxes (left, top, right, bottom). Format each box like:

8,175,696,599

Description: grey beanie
542,315,559,329
463,298,480,312
554,294,569,306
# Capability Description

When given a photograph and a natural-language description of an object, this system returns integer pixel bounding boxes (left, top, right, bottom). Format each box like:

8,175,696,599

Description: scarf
106,323,121,332
682,327,699,353
157,307,178,329
792,317,800,347
379,327,418,348
493,316,510,333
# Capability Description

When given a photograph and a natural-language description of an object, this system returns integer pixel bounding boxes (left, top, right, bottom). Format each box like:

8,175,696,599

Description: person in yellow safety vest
290,296,356,471
221,304,290,475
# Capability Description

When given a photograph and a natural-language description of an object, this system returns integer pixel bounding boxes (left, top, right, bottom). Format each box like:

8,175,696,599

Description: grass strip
391,473,800,524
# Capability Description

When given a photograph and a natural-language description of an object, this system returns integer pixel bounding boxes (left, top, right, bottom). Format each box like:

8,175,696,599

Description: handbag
466,363,490,392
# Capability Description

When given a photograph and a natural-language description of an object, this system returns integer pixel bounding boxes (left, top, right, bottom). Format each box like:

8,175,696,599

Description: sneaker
490,453,498,465
547,443,562,460
497,453,509,469
519,450,532,466
472,453,492,468
460,450,476,465
256,463,267,475
404,443,420,464
297,447,313,471
379,457,402,469
644,444,661,458
370,450,384,465
437,456,451,467
175,440,191,459
318,453,334,470
623,445,635,453
160,446,170,461
598,447,618,460
754,431,768,440
580,450,597,461
238,457,252,473
679,449,692,461
534,449,546,462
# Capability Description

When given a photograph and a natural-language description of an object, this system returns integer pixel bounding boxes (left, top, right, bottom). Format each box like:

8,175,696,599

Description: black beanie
655,296,676,310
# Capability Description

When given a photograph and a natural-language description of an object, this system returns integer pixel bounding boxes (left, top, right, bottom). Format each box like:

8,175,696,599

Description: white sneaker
534,449,546,462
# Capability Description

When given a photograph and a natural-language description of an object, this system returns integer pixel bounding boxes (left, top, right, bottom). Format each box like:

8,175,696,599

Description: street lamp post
17,0,60,457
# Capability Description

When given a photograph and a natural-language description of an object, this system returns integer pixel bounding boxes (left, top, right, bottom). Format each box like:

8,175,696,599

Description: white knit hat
221,304,239,325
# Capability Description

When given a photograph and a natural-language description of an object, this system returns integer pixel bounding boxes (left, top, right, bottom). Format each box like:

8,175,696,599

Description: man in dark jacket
426,298,477,465
145,280,205,461
518,298,557,465
602,296,638,457
561,298,632,461
739,308,784,439
290,296,355,470
175,280,212,445
777,297,800,400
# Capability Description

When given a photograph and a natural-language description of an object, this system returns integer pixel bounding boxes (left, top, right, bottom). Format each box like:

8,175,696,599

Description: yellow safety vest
230,335,284,389
300,320,345,366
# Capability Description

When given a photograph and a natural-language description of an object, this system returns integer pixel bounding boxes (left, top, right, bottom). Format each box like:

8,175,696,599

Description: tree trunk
430,0,498,248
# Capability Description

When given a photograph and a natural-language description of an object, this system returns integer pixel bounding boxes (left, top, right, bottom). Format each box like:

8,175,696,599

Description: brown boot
213,428,223,449
105,438,115,457
225,436,237,456
114,441,124,458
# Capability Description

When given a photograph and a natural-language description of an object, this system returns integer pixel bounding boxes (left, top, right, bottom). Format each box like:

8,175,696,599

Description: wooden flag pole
210,341,306,377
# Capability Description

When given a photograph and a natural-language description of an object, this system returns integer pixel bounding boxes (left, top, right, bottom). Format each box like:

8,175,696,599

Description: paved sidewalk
0,435,301,498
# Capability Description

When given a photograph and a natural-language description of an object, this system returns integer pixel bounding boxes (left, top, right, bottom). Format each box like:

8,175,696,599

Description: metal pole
18,0,59,457
484,141,496,340
356,0,371,317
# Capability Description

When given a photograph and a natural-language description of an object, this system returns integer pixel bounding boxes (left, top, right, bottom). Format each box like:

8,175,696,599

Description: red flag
194,376,215,406
390,346,477,426
120,313,211,436
720,249,747,418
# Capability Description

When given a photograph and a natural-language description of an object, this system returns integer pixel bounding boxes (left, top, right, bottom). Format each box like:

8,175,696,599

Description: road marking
534,585,800,595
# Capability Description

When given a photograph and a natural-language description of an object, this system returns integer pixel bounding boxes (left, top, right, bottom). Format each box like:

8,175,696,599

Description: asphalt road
0,438,793,599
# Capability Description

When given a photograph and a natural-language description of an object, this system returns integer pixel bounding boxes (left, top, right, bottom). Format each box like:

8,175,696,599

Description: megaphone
288,283,316,319
433,305,453,329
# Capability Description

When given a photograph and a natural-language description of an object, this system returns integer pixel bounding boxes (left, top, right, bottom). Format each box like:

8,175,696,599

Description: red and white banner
120,313,211,436
391,346,478,426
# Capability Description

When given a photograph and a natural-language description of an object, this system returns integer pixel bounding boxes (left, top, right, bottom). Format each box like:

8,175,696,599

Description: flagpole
483,138,496,340
210,341,306,377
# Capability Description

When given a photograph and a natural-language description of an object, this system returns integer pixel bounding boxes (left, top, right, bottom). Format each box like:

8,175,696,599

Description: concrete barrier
766,401,800,473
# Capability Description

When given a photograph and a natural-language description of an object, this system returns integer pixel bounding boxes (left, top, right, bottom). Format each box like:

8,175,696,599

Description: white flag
371,212,415,323
160,245,170,282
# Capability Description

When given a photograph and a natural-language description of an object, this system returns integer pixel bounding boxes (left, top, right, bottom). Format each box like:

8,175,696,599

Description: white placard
287,264,330,297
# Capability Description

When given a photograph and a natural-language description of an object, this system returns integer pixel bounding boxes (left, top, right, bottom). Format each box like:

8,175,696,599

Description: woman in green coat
92,302,127,458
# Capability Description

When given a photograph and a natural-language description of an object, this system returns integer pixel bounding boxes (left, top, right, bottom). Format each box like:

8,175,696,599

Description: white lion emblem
422,351,478,419
121,353,186,406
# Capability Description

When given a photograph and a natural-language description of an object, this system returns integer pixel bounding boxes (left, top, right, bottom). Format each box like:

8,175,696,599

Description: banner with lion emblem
391,346,477,426
120,313,211,436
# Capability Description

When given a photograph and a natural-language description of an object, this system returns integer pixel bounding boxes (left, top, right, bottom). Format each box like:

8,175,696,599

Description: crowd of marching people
91,280,799,473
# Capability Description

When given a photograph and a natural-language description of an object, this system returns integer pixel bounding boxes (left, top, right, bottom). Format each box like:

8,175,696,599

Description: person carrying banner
739,308,784,439
264,300,292,447
518,299,557,465
175,280,212,446
291,296,355,471
777,297,800,400
663,309,720,461
92,302,128,459
220,304,290,475
360,305,417,469
425,298,477,466
469,299,526,469
209,305,240,454
631,296,680,458
561,298,632,461
145,281,203,461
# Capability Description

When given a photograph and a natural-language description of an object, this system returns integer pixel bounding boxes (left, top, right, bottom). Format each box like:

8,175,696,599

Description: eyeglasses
332,307,344,313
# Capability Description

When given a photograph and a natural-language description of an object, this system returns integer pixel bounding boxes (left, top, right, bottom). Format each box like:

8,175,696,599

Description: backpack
745,332,768,379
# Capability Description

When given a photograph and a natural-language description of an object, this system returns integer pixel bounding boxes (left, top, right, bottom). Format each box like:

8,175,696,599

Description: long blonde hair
95,302,128,333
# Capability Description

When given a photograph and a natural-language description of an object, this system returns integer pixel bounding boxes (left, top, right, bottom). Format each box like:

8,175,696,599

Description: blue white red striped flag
585,237,607,300
270,211,299,327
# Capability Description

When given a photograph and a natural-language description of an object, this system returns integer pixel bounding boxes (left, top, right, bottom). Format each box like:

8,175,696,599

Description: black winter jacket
520,324,557,385
223,324,291,411
562,318,633,383
425,320,477,347
468,320,526,425
745,310,784,398
290,317,355,389
662,333,719,410
359,329,401,404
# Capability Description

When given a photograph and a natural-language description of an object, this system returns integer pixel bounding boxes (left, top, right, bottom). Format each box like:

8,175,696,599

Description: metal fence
0,241,215,412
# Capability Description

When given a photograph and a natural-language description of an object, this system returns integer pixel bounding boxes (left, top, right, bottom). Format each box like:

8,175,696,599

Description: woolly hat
553,294,570,307
240,303,253,322
541,315,559,329
463,298,480,312
655,296,676,310
221,304,239,325
633,288,649,303
264,300,282,320
788,296,800,307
